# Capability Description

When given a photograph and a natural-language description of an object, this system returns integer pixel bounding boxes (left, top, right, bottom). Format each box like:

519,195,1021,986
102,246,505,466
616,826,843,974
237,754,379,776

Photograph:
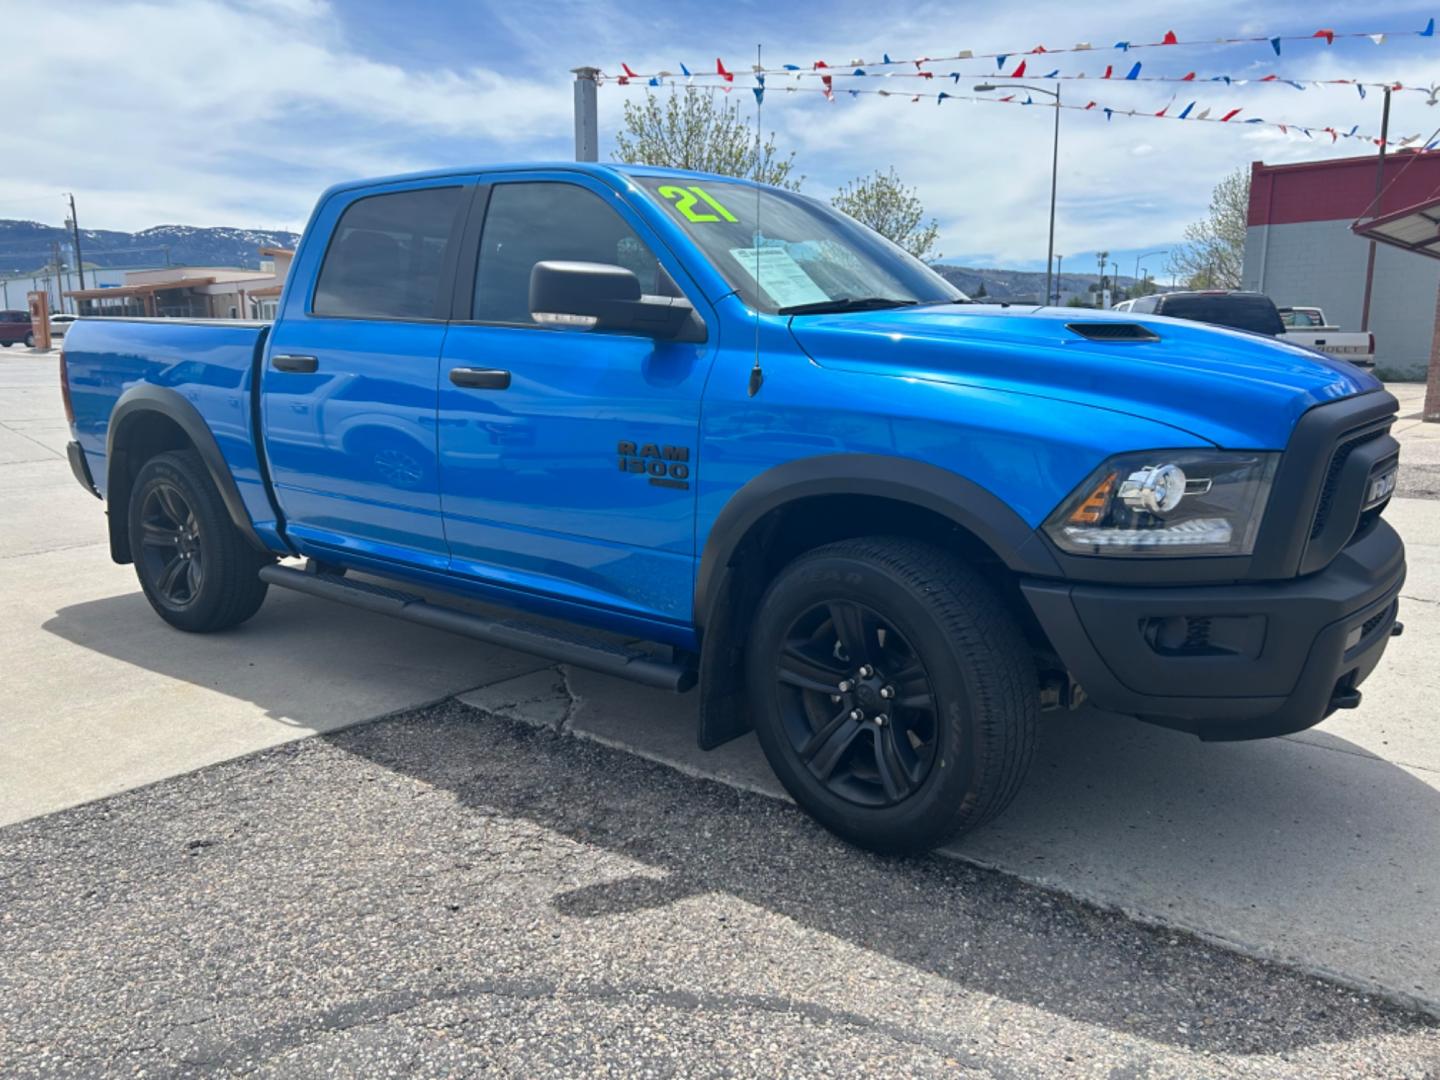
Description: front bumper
1022,518,1405,740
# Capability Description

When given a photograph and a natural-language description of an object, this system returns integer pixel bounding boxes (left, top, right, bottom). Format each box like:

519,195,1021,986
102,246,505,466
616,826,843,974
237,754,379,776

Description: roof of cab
315,161,772,201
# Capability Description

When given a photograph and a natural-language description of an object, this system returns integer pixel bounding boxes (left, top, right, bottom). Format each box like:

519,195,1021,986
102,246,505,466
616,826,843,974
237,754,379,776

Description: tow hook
1332,686,1363,710
1391,621,1405,638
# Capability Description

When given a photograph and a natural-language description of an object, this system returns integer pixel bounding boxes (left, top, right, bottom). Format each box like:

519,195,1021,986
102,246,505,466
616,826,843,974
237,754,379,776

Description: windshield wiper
777,297,920,316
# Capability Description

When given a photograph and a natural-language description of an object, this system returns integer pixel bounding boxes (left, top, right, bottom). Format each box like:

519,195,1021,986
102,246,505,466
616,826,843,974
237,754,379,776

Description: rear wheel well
695,494,1052,749
107,411,195,563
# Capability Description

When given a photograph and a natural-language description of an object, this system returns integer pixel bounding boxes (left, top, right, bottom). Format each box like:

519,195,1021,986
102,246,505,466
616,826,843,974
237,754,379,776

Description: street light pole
976,81,1060,307
1134,249,1168,292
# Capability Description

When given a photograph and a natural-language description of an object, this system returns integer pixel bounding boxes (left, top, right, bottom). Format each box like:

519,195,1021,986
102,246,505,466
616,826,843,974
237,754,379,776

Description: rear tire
128,450,271,632
23,332,34,348
746,537,1038,854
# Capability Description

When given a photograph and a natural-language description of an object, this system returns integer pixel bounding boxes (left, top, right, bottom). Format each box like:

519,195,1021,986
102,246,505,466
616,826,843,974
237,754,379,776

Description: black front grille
1310,426,1389,541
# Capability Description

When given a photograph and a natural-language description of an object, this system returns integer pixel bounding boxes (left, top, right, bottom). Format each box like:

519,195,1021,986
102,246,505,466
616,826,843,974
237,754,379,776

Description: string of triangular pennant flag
605,76,1439,151
607,16,1437,87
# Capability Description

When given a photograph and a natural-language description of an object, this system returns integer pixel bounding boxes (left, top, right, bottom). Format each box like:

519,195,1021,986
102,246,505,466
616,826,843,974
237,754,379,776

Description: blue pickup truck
60,163,1405,852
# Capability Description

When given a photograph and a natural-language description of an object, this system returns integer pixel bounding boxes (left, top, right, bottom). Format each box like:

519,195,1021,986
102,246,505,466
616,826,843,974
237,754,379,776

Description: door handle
450,367,511,390
272,354,319,373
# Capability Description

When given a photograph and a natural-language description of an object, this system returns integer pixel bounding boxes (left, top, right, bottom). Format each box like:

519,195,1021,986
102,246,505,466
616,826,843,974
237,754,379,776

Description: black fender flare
690,453,1060,750
693,453,1059,630
105,385,274,561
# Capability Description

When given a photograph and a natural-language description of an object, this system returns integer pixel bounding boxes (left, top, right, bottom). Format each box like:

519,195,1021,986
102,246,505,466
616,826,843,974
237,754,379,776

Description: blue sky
7,0,1440,275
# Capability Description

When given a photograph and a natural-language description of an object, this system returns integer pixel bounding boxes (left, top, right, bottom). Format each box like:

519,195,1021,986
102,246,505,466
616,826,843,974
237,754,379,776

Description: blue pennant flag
753,86,764,104
1115,41,1131,51
1104,107,1114,121
938,91,951,104
1358,84,1368,98
1347,124,1359,136
756,73,765,84
950,72,961,83
648,77,660,86
1245,117,1265,123
680,62,691,77
1044,69,1059,78
883,53,894,64
782,63,800,71
1125,62,1141,79
1270,37,1282,55
853,68,866,76
1178,101,1196,118
1421,17,1436,36
996,54,1008,68
848,89,859,97
1023,95,1034,104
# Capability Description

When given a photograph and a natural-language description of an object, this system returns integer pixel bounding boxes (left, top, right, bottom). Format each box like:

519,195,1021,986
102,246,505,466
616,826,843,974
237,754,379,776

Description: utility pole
51,241,65,313
1095,250,1108,308
1359,86,1393,332
572,67,600,163
66,193,86,290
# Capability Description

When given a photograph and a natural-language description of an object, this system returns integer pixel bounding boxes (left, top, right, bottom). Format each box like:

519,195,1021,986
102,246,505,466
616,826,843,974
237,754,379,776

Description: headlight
1045,451,1279,557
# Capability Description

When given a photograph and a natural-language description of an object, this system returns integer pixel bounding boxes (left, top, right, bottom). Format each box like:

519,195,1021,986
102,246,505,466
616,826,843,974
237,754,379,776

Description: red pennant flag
1162,30,1179,45
1031,44,1048,53
1102,64,1113,78
1260,74,1279,82
1012,59,1027,77
999,94,1015,102
1182,71,1196,81
1324,126,1338,142
814,60,832,99
918,70,934,79
1220,108,1242,121
1313,28,1335,44
1155,103,1169,116
716,58,733,82
621,63,639,79
1084,101,1097,109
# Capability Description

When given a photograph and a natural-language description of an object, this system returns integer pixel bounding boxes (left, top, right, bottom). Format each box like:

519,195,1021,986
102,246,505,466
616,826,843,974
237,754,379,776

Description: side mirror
529,261,702,341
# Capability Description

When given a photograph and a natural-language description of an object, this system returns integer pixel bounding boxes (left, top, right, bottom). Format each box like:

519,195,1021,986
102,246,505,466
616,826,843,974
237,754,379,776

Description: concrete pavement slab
1,541,552,825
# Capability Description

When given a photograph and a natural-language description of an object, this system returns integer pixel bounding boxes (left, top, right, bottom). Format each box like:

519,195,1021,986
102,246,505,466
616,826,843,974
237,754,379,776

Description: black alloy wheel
138,482,205,607
775,599,938,807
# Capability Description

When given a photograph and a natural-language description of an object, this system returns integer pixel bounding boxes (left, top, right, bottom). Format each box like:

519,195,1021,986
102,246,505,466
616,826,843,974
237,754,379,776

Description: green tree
831,168,941,261
973,280,988,299
612,88,800,189
1168,166,1250,290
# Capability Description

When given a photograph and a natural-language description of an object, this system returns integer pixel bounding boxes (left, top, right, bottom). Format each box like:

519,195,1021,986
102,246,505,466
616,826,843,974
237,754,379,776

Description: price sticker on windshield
657,185,739,224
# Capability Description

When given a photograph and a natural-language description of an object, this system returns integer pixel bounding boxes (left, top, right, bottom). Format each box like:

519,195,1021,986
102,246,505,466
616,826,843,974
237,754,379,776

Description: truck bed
64,317,277,533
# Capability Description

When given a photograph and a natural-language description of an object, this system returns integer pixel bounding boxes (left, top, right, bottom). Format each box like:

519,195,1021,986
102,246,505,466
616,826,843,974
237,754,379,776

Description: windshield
634,176,964,314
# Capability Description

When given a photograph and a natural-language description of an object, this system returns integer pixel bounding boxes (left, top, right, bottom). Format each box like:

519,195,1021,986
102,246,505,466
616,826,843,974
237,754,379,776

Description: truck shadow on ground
323,702,1437,1056
42,592,1440,1054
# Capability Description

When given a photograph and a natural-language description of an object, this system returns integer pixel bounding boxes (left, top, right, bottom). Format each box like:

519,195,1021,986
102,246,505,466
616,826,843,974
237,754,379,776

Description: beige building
66,247,293,319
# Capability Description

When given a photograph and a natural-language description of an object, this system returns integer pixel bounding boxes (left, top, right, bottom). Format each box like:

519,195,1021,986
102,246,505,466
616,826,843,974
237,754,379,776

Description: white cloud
4,0,572,231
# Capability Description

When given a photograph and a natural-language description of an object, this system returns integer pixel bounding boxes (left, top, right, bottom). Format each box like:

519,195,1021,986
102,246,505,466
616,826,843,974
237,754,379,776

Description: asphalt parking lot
4,351,1440,1075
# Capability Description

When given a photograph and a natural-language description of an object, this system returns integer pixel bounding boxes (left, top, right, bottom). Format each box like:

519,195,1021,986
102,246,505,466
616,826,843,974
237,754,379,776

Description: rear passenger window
472,183,662,325
313,186,464,320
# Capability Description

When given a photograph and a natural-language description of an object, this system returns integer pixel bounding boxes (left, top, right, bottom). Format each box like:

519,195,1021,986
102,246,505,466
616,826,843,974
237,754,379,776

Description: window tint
1129,295,1159,314
314,185,463,319
473,183,662,324
1160,294,1284,336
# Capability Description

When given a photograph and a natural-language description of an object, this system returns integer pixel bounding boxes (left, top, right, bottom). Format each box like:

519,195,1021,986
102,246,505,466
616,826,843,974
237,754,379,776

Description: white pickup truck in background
1280,306,1375,367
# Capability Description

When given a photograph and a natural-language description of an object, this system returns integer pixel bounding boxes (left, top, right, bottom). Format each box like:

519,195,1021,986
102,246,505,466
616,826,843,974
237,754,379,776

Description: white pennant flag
1369,33,1387,45
1196,107,1211,120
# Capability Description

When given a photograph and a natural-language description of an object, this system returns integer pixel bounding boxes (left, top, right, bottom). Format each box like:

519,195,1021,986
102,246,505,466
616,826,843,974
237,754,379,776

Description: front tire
128,450,271,632
23,332,34,348
746,538,1038,854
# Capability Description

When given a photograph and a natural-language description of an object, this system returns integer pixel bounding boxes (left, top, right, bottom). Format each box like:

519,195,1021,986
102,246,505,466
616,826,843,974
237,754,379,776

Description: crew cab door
436,173,714,625
261,178,470,571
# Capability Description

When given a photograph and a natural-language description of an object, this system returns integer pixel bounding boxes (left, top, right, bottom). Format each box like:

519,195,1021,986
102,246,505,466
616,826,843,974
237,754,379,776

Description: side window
1131,295,1159,314
314,185,464,320
473,182,662,325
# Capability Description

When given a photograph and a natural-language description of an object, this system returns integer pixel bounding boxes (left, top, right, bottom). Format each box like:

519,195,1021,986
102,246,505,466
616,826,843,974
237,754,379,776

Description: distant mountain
0,220,301,276
933,264,1142,306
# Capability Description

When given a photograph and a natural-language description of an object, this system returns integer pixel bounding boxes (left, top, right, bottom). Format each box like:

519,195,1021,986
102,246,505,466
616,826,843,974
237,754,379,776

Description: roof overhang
65,277,218,299
1351,195,1440,260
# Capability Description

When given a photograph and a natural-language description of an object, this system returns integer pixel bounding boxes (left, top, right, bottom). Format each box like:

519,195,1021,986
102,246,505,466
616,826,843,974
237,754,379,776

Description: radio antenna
748,42,765,397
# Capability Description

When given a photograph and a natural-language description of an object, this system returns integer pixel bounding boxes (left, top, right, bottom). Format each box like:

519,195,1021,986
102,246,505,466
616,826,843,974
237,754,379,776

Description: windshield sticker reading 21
658,186,739,223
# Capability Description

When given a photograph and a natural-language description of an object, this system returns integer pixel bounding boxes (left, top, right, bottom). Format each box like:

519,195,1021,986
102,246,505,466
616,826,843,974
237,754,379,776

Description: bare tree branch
612,88,801,189
1167,167,1250,290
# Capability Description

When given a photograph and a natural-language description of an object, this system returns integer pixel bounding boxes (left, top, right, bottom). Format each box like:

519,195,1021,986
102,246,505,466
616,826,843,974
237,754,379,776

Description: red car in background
0,311,35,348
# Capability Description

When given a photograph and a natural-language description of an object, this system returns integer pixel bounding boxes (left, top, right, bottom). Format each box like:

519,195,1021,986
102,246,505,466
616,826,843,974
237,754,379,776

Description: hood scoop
1066,322,1161,343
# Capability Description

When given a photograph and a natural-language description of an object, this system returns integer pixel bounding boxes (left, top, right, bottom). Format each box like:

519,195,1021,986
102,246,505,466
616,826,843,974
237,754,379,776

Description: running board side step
258,564,696,693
